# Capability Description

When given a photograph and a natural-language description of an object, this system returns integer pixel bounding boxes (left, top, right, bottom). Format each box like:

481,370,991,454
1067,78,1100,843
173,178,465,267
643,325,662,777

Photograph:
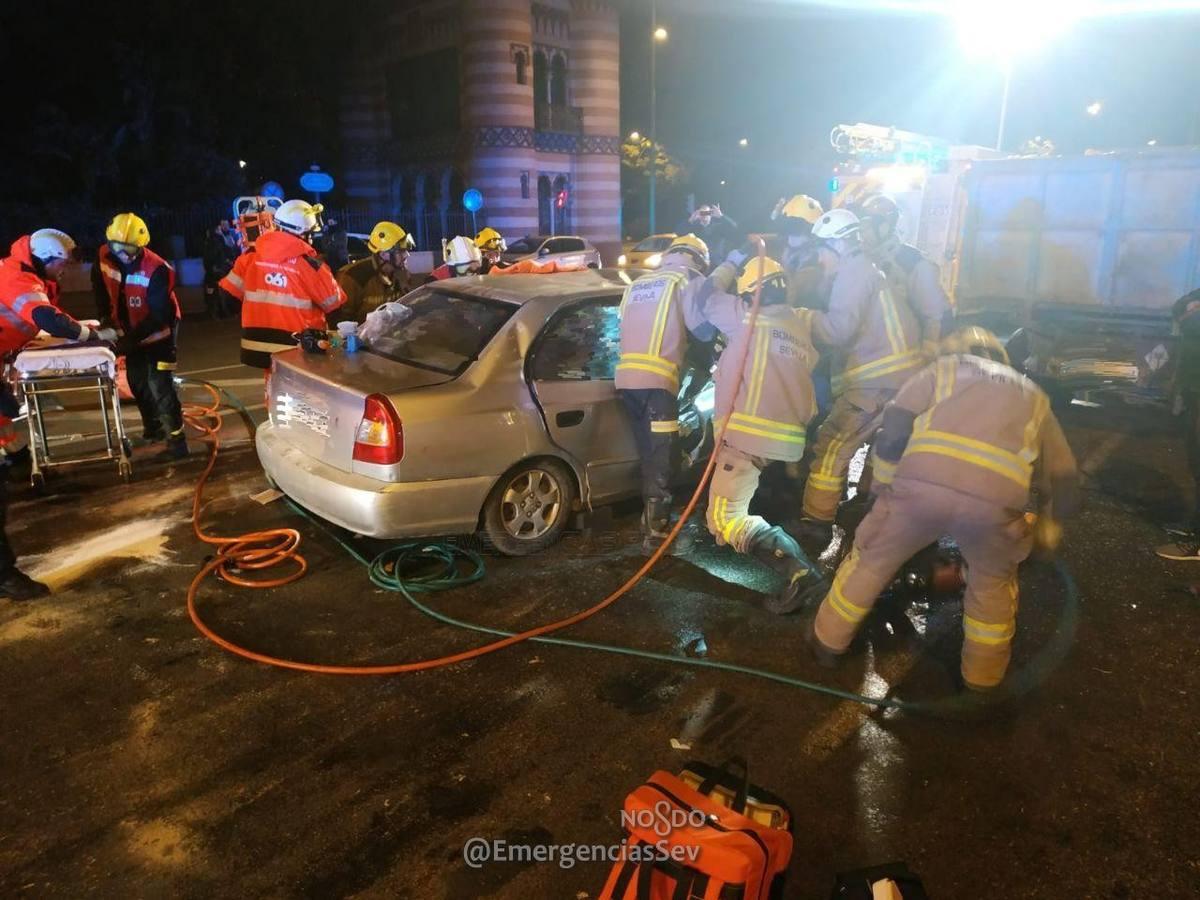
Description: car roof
517,234,586,243
430,268,642,305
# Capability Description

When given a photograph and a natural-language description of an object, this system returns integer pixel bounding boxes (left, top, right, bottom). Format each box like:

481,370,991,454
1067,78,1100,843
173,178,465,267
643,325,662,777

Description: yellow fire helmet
666,233,710,269
736,256,787,295
475,227,507,253
780,194,824,224
367,221,415,254
105,212,150,248
940,326,1010,366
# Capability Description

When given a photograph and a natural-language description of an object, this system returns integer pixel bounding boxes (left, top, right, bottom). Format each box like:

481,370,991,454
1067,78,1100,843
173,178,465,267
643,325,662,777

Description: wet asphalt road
0,313,1198,898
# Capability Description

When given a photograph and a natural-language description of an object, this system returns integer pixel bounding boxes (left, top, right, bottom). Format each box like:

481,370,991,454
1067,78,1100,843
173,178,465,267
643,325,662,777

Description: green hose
186,377,1079,716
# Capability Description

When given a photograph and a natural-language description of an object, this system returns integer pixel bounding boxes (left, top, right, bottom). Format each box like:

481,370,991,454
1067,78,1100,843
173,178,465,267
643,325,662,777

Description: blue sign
462,188,484,213
300,170,335,194
260,181,285,200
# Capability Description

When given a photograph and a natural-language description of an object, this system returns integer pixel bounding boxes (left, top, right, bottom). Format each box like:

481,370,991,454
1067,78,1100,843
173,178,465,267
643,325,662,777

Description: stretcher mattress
13,345,117,379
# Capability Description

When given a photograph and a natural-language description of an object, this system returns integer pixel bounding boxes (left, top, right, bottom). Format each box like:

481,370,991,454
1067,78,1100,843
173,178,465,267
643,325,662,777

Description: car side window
547,238,585,253
529,298,621,381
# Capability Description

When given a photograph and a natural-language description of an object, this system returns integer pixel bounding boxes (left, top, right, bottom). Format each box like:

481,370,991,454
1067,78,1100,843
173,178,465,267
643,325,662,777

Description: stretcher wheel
119,461,132,483
30,472,46,494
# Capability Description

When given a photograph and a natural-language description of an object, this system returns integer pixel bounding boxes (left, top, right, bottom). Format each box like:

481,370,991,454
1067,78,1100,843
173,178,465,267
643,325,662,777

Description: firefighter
615,233,715,554
220,200,346,369
0,230,116,600
799,208,923,551
475,227,509,274
429,236,483,281
704,256,829,613
336,221,415,323
770,194,826,307
93,213,187,458
855,193,954,357
1156,287,1200,560
810,327,1079,691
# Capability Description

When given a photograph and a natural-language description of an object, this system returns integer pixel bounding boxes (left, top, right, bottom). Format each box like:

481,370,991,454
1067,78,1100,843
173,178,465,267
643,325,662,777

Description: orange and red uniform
219,230,345,369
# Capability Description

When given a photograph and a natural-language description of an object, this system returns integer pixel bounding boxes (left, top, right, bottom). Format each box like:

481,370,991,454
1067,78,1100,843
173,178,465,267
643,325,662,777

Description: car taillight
352,393,403,466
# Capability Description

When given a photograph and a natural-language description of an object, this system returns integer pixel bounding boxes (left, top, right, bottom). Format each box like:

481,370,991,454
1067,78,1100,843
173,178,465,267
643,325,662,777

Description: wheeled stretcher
11,342,132,487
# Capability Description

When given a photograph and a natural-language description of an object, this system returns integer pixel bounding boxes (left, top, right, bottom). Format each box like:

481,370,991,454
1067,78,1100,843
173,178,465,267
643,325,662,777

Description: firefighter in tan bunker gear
800,208,924,547
856,194,955,357
615,234,714,555
812,327,1079,690
703,256,830,614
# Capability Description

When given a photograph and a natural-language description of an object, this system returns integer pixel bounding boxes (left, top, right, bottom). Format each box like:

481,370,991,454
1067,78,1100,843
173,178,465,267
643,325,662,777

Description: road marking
801,611,957,761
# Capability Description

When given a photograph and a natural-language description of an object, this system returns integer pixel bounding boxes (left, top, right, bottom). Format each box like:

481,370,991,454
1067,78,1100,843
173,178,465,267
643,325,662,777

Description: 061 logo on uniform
265,272,289,288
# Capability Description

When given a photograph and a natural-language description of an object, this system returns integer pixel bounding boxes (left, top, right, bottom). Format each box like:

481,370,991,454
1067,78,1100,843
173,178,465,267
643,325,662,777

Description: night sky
3,1,1199,237
621,0,1200,224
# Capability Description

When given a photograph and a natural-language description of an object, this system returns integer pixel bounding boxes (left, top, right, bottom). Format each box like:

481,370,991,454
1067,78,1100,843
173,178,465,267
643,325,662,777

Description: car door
543,237,590,268
527,295,640,505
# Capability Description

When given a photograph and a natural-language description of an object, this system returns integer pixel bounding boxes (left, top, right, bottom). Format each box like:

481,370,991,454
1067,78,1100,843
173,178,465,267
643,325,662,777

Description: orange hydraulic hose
186,239,770,674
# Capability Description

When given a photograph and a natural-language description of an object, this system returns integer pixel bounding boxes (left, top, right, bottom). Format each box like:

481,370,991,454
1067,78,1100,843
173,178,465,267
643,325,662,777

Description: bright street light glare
1148,139,1158,146
738,137,749,147
954,0,1084,65
719,179,727,186
1087,101,1103,116
653,26,668,42
629,131,640,141
238,159,247,168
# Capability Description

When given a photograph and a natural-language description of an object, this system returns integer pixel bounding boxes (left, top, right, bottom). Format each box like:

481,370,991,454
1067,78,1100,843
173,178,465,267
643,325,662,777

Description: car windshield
363,287,515,375
634,236,673,252
506,237,542,254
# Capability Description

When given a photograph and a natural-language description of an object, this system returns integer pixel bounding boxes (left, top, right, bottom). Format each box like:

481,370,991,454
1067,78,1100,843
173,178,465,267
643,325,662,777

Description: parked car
502,235,602,270
617,233,677,269
345,232,371,264
257,269,714,555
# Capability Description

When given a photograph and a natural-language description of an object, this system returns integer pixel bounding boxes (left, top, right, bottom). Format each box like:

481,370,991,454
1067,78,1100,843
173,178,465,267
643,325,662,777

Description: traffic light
556,189,568,209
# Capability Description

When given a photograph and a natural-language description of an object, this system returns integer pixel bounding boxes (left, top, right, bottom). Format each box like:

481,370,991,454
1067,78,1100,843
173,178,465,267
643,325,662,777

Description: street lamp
1086,101,1103,116
738,138,749,148
954,2,1083,152
654,26,668,42
238,159,247,169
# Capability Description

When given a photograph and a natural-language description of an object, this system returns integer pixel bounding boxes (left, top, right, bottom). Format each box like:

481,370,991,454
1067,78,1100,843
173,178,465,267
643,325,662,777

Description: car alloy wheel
500,468,563,540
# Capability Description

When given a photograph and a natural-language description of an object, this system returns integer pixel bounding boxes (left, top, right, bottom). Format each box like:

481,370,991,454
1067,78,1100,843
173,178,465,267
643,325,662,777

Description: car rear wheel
481,458,576,556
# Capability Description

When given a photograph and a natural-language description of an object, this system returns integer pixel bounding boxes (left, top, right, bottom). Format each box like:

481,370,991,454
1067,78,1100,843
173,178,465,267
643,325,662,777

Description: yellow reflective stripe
818,428,849,477
648,272,687,357
915,356,956,433
832,349,924,392
747,325,770,415
1020,389,1050,464
619,352,679,372
828,549,870,624
650,420,680,433
728,412,805,435
615,361,680,388
717,497,740,544
963,614,1015,646
155,361,178,371
906,432,1031,487
879,286,906,356
727,420,807,445
872,453,897,485
807,471,845,490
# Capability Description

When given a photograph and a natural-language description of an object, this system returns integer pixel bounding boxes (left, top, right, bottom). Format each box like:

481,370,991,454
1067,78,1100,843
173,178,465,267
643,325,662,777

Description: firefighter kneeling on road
336,221,415,323
0,229,117,600
705,257,829,614
810,327,1079,691
93,213,187,458
220,200,347,369
615,234,714,555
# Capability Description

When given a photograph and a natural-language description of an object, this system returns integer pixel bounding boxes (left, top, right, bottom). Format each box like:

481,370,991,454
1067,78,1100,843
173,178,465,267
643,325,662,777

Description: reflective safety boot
749,526,828,615
641,498,695,557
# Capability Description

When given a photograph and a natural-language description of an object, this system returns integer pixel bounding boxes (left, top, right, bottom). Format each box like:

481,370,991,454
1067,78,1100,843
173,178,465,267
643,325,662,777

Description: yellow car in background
617,233,677,269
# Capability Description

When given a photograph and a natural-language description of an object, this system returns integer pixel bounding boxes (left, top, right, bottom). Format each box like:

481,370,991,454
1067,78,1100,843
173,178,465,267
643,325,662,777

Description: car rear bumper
255,422,495,539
